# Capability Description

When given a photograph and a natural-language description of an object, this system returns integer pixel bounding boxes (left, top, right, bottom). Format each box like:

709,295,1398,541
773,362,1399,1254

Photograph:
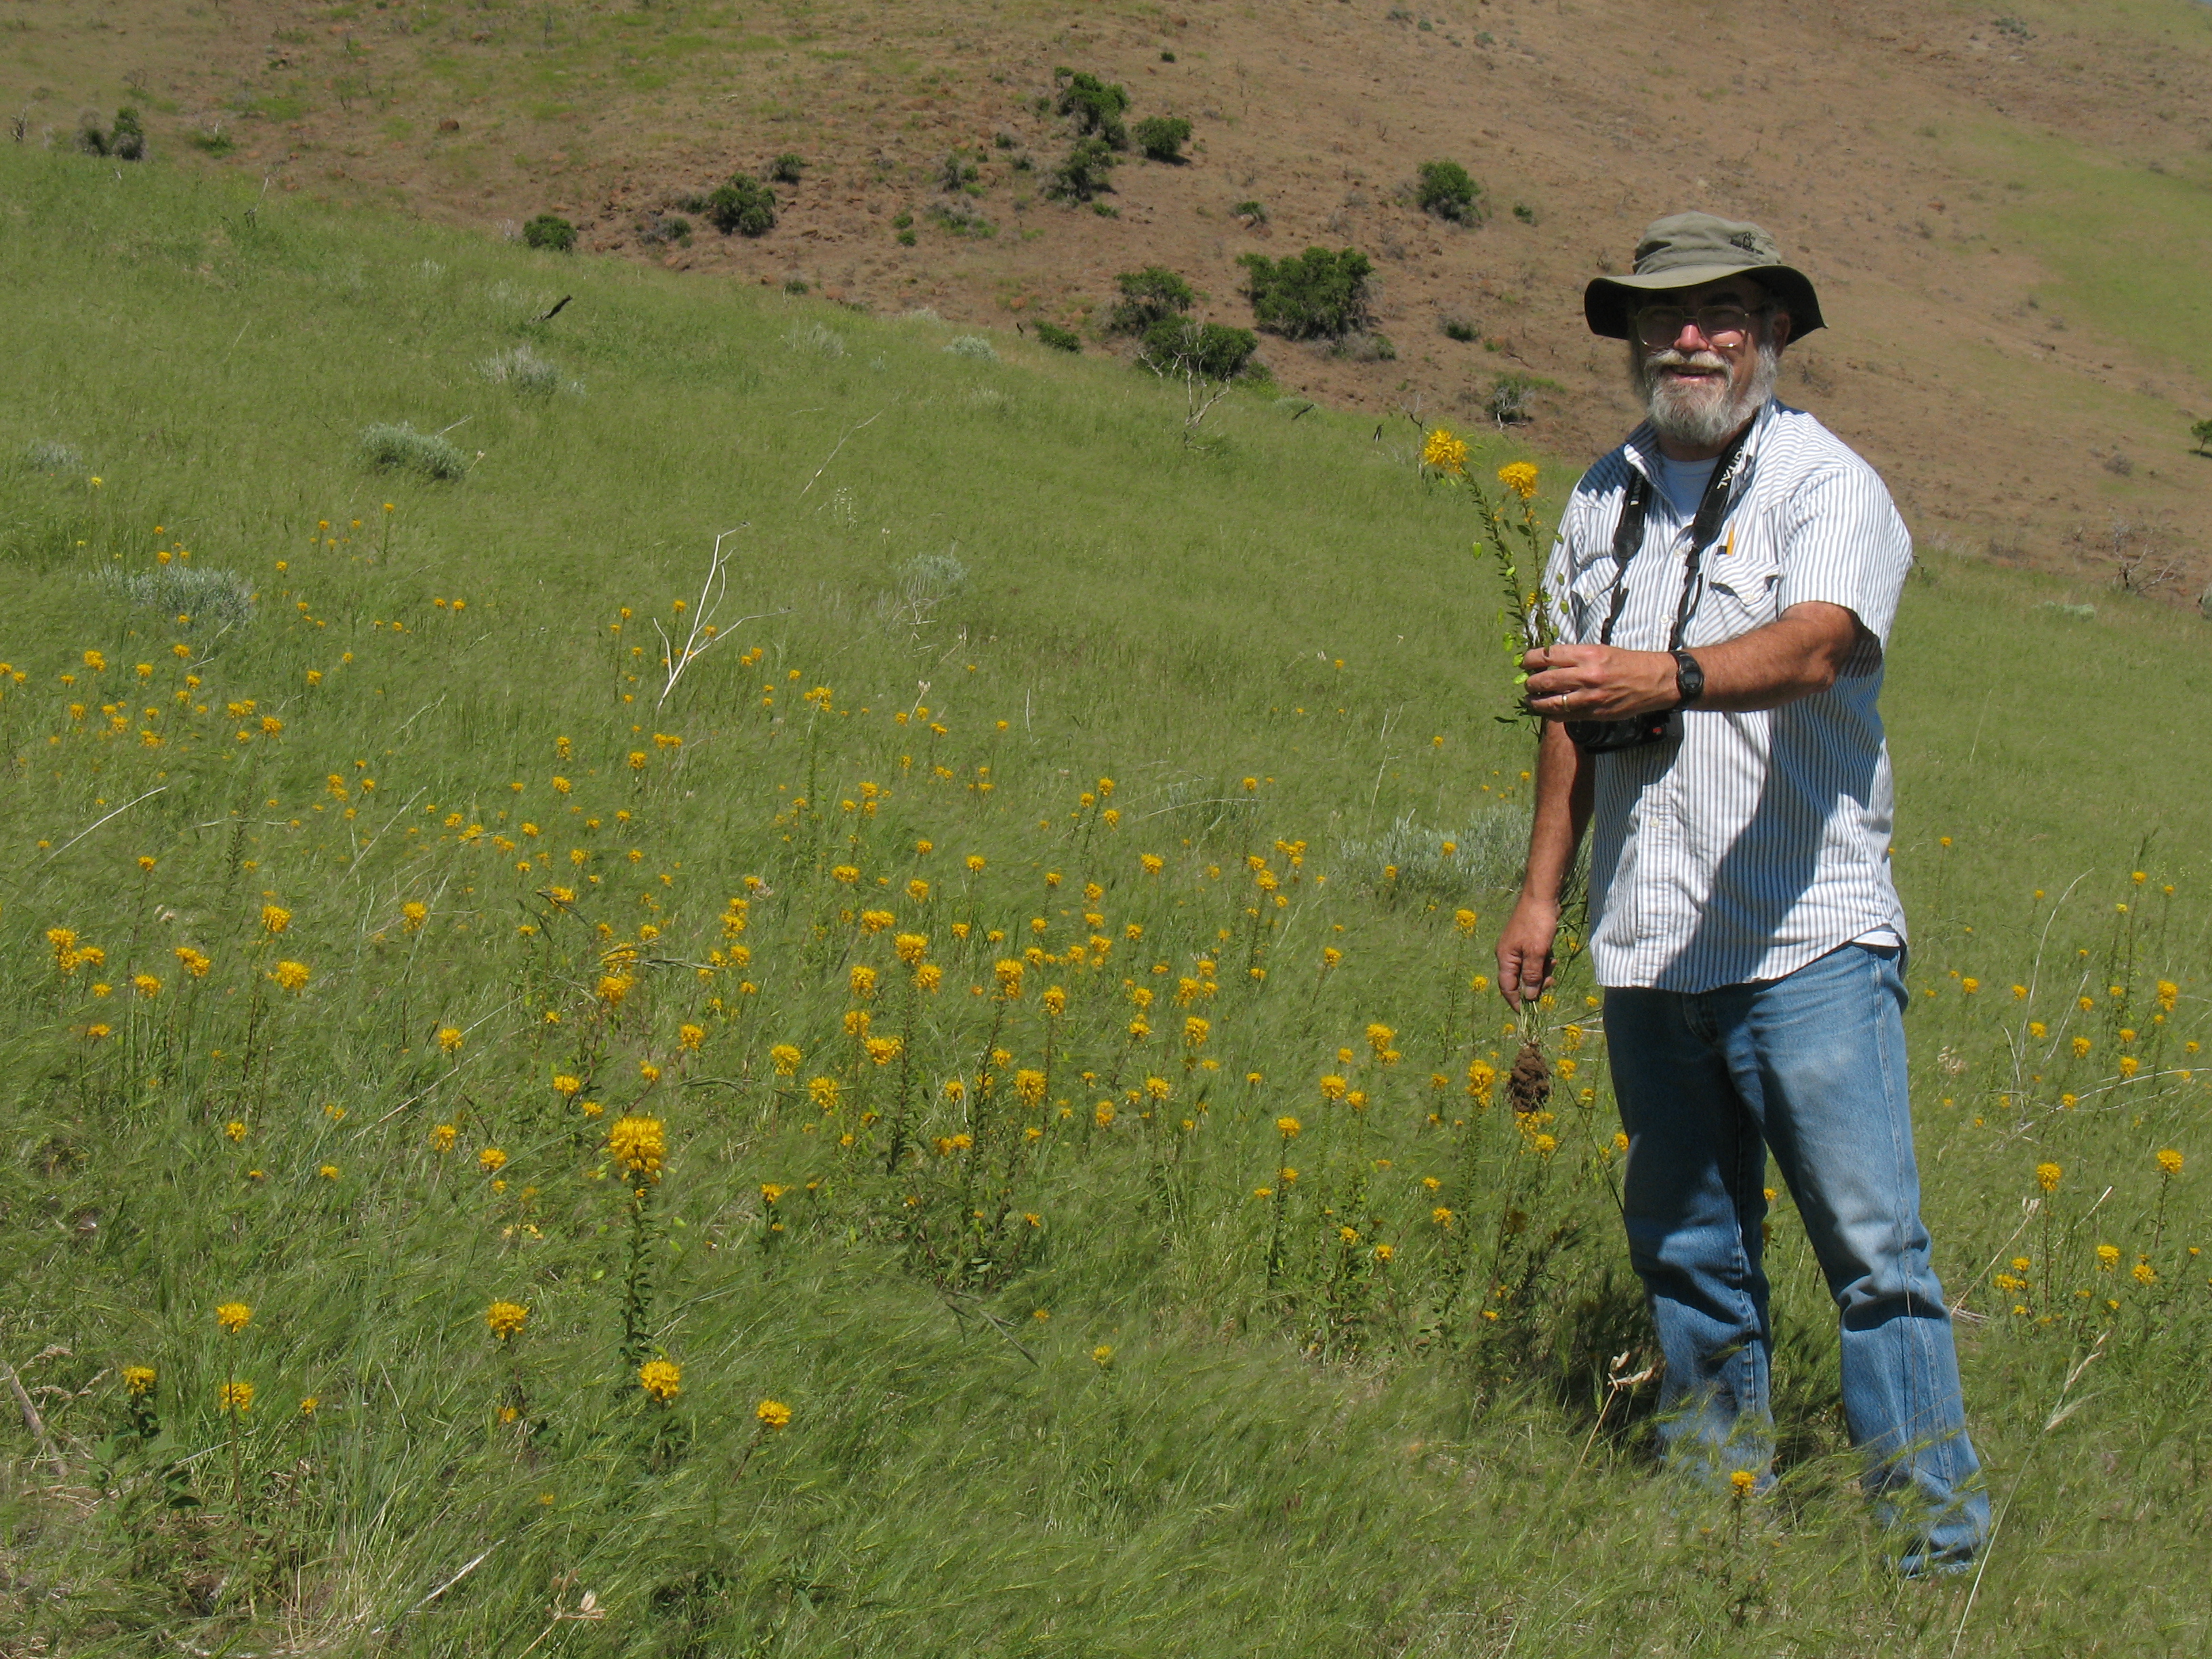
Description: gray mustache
1647,349,1730,373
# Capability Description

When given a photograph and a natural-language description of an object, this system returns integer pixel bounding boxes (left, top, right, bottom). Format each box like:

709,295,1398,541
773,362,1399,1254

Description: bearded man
1494,213,1988,1572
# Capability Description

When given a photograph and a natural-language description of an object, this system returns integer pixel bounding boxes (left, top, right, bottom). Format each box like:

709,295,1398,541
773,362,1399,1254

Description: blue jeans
1604,943,1989,1573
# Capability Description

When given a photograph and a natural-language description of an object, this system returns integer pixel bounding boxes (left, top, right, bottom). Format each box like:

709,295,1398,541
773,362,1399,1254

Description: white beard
1631,335,1782,448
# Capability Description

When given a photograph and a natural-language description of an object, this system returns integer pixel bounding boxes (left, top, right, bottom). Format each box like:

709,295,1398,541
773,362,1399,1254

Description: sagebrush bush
94,562,257,631
1044,138,1118,203
1238,247,1374,340
1032,321,1082,353
1416,159,1483,224
1134,115,1192,163
706,175,777,237
785,322,847,360
1054,68,1131,148
359,422,470,480
22,439,83,474
476,344,564,394
944,335,999,362
1336,808,1537,902
1139,319,1258,381
1108,266,1196,333
771,153,806,184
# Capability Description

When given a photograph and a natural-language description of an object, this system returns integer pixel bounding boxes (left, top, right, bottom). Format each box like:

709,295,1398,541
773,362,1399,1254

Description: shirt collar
1620,396,1778,483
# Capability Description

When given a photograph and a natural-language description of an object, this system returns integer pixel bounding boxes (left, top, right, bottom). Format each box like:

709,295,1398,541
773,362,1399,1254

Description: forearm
1520,601,1860,721
1520,718,1591,909
1687,607,1856,712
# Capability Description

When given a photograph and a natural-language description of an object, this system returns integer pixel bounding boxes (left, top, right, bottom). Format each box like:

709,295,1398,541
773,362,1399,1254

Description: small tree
1139,319,1258,445
1238,247,1374,340
1054,69,1131,148
1139,319,1256,381
1044,138,1118,203
705,174,777,237
523,214,578,252
1487,373,1536,427
1108,266,1196,333
1416,159,1484,224
1134,115,1192,163
2192,417,2212,455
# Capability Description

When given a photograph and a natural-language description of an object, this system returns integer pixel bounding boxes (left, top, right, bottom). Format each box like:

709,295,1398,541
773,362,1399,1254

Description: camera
1566,711,1675,752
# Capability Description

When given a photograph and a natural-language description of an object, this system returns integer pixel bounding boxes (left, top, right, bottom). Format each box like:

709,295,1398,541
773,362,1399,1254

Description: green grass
1,148,2209,1657
1932,119,2212,386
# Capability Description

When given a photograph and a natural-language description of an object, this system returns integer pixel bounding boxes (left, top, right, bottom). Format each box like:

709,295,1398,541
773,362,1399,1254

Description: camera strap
1592,419,1756,652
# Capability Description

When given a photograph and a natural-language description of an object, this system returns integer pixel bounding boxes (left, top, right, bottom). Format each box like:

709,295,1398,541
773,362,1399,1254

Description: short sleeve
1542,473,1605,646
1773,463,1913,646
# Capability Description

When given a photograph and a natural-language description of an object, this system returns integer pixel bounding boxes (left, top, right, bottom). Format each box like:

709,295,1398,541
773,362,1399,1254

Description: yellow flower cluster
609,1115,666,1181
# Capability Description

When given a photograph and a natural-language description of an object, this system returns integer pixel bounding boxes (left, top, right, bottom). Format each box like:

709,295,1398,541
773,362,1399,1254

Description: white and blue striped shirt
1544,399,1914,992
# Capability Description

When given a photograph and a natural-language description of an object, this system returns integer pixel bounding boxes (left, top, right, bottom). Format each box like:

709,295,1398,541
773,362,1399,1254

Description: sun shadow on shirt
1632,665,1889,987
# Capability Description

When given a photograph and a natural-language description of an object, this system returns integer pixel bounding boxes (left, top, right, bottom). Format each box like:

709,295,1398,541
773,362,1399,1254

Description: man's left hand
1521,643,1677,722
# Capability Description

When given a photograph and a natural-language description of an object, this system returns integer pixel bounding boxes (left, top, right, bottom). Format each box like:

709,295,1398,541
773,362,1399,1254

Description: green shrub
927,202,996,239
639,213,691,248
1237,247,1373,340
1044,138,1118,203
1108,266,1195,333
1054,68,1130,148
189,127,234,157
1416,159,1483,224
705,174,777,237
1032,321,1082,353
938,150,981,193
770,152,805,184
1134,115,1192,163
1440,316,1477,342
77,107,146,161
1139,318,1258,381
359,422,470,481
1233,199,1267,224
522,213,577,252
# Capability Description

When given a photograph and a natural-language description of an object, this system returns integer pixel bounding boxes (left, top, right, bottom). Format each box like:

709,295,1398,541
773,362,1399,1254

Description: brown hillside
11,0,2210,595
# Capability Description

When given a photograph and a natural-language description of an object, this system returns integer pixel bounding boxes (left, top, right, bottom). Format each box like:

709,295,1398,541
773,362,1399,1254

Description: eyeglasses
1633,304,1766,349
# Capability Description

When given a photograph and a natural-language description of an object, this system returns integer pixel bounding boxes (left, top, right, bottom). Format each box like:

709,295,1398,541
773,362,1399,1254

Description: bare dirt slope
10,0,2211,592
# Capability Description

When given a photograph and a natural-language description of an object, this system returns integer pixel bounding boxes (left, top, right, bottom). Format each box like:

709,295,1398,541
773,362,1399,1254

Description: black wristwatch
1672,649,1706,709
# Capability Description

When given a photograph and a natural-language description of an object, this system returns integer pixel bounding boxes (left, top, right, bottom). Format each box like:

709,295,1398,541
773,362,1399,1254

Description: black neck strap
1593,422,1756,651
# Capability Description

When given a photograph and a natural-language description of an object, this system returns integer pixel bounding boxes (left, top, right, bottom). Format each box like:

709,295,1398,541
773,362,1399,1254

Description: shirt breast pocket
1565,559,1622,642
1698,549,1781,641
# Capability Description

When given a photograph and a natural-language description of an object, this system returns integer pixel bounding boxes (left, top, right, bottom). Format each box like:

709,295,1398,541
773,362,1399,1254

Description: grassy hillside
7,0,2212,585
1,150,2209,1658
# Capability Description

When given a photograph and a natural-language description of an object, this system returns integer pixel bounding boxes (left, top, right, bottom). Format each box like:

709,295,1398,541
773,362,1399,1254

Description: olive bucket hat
1584,211,1824,340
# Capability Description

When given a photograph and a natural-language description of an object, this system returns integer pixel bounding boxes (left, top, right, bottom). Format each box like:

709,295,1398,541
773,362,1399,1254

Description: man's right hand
1495,895,1561,1008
